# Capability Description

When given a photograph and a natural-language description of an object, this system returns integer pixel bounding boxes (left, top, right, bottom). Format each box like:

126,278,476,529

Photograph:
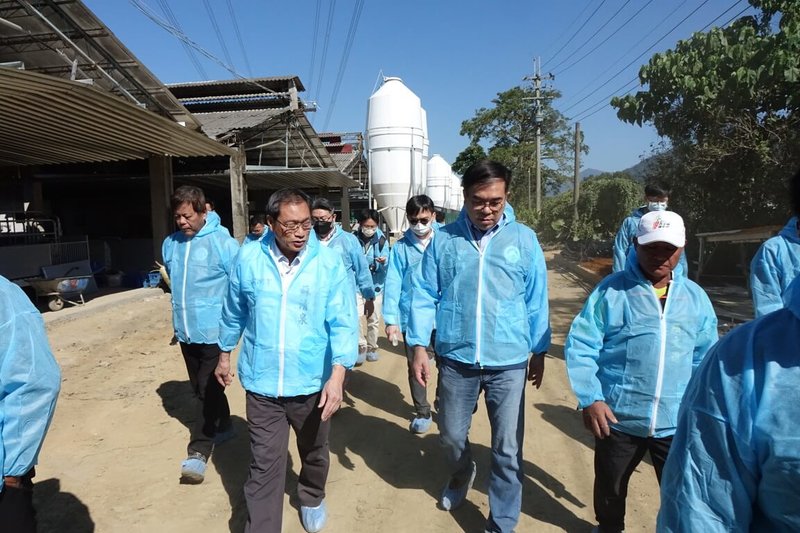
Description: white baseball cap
636,210,686,248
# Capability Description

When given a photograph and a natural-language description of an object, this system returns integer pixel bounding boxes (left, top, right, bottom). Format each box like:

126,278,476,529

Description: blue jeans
438,360,526,533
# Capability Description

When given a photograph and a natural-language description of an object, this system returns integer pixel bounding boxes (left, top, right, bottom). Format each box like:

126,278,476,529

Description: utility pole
525,57,554,215
573,122,581,221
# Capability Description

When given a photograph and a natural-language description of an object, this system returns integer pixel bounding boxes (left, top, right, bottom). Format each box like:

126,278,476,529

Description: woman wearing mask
383,195,439,433
355,209,389,362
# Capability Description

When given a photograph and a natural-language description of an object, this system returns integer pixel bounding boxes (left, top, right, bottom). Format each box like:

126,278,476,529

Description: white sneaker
366,351,379,362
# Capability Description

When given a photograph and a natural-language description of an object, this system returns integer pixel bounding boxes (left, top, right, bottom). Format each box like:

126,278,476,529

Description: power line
129,0,274,93
307,0,321,94
323,0,365,130
313,0,337,104
202,0,235,72
554,0,656,75
560,0,691,109
226,0,253,77
562,0,713,115
156,0,207,79
539,1,594,62
547,0,632,73
569,0,750,122
543,0,607,68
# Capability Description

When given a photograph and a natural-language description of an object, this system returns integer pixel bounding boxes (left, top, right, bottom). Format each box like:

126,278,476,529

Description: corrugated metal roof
0,0,200,129
0,67,233,166
193,109,286,139
180,167,358,190
167,76,305,98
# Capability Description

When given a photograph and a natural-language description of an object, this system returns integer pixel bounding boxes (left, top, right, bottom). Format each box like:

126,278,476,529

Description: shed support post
229,146,248,242
149,155,173,262
340,187,351,232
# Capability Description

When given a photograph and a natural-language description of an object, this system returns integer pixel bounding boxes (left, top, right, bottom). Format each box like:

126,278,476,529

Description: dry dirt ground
32,255,661,533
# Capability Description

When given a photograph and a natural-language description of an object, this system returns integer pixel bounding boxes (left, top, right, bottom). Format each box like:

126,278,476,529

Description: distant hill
621,155,658,182
580,167,606,179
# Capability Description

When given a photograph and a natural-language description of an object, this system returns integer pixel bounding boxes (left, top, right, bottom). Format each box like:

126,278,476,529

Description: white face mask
648,201,668,212
411,222,432,237
361,227,376,238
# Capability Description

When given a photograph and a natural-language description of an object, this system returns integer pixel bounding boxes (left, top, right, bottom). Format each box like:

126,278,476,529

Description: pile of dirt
579,257,613,278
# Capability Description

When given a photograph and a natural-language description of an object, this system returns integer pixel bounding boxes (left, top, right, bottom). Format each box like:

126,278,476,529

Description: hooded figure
750,216,800,317
161,186,240,484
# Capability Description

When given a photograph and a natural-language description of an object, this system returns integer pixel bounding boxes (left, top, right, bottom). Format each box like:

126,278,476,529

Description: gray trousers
244,391,330,533
403,329,437,418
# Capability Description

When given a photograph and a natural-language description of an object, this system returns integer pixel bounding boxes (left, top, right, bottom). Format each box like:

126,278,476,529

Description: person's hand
364,298,375,318
385,325,401,345
376,256,387,264
412,346,430,387
582,401,618,439
527,353,546,389
318,365,346,421
215,352,234,387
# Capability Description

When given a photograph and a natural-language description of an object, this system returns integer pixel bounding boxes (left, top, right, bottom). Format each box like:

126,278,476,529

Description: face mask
313,220,333,236
648,201,668,212
361,227,376,238
411,222,432,237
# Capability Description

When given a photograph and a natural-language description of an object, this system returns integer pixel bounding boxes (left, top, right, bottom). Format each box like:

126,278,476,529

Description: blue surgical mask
648,201,668,212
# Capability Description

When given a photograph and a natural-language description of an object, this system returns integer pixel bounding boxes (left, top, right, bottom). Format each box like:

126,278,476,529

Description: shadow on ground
34,478,95,532
340,370,593,532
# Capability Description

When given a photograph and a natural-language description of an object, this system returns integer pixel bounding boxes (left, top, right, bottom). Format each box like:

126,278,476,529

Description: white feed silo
366,77,425,234
425,154,451,209
448,172,464,211
419,107,429,195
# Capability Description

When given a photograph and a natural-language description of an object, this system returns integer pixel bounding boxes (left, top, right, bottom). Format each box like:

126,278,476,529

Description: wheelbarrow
27,275,91,312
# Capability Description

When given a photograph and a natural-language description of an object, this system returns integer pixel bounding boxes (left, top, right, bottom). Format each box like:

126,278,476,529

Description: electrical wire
202,0,235,71
544,0,607,68
569,0,750,122
307,0,321,95
561,0,714,115
554,0,656,75
129,0,274,93
226,0,253,77
539,0,594,62
156,0,207,79
547,0,632,74
323,0,365,130
313,0,337,104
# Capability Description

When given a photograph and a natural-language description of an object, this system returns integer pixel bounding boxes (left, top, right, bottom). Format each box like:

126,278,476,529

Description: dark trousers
594,429,673,532
402,329,438,418
180,342,231,458
244,391,330,533
0,470,36,533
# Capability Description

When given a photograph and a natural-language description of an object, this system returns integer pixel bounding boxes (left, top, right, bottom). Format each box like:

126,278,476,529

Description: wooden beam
149,155,173,262
229,146,248,242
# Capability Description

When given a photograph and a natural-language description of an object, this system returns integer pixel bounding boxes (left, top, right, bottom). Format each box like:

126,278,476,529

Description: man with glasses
407,160,551,533
310,198,375,365
215,189,358,533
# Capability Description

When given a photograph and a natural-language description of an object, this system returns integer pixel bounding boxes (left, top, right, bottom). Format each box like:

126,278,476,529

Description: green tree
611,0,800,232
451,142,486,174
455,86,588,208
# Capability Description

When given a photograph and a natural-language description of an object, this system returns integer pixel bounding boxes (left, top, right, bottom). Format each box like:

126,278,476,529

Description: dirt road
33,258,660,532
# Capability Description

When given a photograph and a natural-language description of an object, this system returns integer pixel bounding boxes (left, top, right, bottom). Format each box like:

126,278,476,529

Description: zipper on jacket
277,286,288,397
475,248,485,365
647,279,673,436
181,240,192,342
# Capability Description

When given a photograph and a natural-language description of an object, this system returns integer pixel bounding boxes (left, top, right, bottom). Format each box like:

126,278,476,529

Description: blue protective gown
0,276,61,491
750,217,800,318
323,225,376,300
406,204,550,366
565,257,718,438
383,229,434,332
355,228,389,293
218,232,359,398
162,213,240,345
613,207,689,276
657,277,800,532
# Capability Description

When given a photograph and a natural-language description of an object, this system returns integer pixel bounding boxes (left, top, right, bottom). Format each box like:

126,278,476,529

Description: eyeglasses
408,216,431,225
275,218,312,232
469,198,505,211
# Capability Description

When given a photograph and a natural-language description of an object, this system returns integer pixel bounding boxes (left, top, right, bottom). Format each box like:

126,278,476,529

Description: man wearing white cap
565,210,718,533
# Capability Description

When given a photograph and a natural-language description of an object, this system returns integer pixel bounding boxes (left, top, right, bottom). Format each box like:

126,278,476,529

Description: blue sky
85,0,756,172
